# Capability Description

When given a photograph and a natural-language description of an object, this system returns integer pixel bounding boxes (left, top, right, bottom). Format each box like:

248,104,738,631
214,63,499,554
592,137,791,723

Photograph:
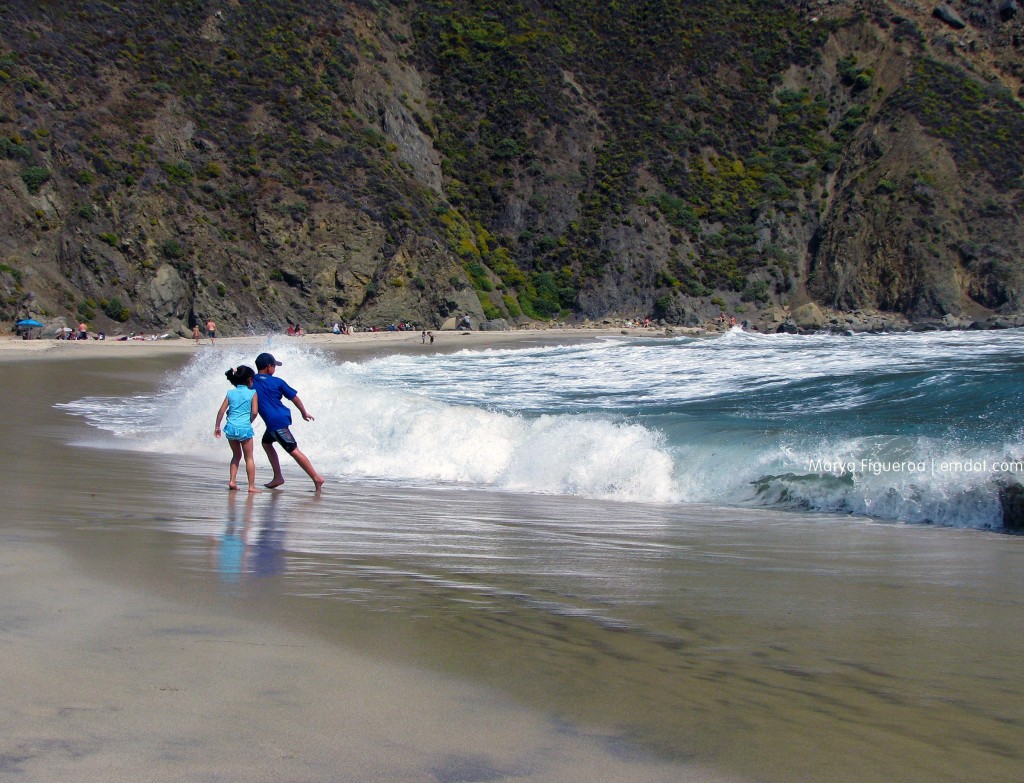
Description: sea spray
61,341,681,503
59,329,1024,529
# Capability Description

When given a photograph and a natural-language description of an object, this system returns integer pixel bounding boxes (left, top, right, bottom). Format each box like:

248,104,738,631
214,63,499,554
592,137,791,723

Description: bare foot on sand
248,486,263,494
313,476,325,492
228,482,238,491
264,479,285,489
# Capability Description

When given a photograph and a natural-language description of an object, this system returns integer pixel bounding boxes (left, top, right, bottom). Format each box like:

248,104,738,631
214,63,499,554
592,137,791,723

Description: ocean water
62,327,1024,530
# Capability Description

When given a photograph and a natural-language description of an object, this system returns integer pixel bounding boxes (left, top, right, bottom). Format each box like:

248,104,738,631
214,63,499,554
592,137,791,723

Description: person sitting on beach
287,323,295,336
253,352,324,492
214,365,262,494
332,323,341,335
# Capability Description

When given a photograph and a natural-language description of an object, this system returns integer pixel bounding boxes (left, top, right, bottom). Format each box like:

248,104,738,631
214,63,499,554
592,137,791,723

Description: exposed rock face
0,0,1021,334
933,3,968,29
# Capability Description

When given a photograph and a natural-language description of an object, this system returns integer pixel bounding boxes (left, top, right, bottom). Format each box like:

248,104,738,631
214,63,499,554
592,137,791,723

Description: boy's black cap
255,352,283,369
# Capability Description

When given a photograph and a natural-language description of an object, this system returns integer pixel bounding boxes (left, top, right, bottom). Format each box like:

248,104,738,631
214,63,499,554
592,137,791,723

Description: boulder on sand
998,481,1024,531
791,302,826,331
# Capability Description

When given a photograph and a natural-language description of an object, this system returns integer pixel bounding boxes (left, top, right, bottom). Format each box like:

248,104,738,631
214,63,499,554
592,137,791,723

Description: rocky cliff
0,0,1021,335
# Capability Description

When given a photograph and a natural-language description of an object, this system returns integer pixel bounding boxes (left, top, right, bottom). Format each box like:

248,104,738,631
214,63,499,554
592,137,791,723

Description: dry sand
0,324,687,362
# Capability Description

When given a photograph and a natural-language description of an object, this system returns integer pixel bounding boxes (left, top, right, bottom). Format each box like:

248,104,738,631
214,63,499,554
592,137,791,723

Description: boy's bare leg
263,441,286,488
290,448,325,492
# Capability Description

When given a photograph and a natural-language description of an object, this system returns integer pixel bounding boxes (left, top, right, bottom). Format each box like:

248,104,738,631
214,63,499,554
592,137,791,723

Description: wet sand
0,348,729,782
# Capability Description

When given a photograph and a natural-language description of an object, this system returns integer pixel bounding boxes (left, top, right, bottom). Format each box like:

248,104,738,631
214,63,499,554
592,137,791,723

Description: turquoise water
64,328,1024,530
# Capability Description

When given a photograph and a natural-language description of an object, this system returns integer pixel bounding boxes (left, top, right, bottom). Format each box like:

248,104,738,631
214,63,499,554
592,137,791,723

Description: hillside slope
0,0,1021,334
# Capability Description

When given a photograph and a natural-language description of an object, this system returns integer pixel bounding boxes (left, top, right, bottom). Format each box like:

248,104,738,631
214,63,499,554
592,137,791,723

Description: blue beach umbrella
15,319,44,328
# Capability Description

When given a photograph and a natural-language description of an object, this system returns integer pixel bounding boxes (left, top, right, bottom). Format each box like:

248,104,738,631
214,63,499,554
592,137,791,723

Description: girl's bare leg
228,439,242,490
242,439,262,493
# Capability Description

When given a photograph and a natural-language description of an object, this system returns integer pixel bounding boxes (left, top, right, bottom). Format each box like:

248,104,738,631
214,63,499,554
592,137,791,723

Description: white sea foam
58,329,1024,527
60,341,680,503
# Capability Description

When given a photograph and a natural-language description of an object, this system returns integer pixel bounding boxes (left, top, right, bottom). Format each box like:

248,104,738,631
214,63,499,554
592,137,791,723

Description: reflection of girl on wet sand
214,365,262,493
211,492,253,585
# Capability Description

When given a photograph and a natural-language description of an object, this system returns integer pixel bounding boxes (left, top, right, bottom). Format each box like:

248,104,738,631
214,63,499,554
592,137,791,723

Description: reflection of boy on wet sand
253,352,325,492
252,492,287,578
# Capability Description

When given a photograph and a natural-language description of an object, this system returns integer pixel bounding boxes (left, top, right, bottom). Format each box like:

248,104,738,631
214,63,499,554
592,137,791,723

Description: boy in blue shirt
253,352,325,492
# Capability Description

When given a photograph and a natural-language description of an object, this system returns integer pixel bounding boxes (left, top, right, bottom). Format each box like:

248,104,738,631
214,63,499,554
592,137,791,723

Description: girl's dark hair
225,365,255,386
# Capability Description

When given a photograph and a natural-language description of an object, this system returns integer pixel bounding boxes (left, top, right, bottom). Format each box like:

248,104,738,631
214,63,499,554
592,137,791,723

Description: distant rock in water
998,481,1024,532
933,3,968,28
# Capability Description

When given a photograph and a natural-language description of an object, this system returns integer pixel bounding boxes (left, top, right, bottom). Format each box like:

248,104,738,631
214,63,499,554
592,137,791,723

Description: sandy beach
0,324,680,362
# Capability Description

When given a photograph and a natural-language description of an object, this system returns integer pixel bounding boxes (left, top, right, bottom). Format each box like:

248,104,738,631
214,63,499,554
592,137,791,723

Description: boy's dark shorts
262,426,298,453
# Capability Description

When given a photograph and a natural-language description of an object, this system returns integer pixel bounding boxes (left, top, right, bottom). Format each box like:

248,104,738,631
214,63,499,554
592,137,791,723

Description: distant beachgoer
729,316,737,327
206,318,217,345
287,323,295,336
332,323,341,335
421,330,426,344
77,322,88,340
428,331,434,344
214,365,262,494
295,324,304,336
192,325,201,345
253,352,324,492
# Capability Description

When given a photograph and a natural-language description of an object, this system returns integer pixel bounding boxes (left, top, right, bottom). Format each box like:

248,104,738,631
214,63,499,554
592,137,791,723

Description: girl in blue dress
214,365,262,493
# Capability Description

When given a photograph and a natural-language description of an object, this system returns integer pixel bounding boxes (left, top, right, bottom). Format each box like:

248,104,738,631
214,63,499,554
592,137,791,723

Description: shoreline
5,309,1023,363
